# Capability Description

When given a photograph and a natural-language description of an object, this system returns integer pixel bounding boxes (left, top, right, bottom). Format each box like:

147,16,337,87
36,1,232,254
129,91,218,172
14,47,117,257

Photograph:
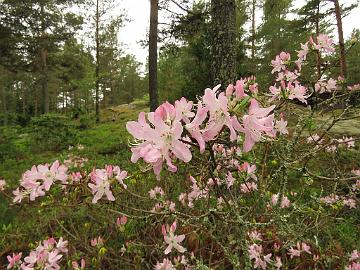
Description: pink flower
271,194,291,208
154,258,175,270
7,253,22,269
175,97,195,123
236,99,275,152
149,186,165,199
248,230,262,242
275,256,282,269
0,179,6,191
113,166,128,189
315,78,337,94
90,236,104,247
56,237,68,253
226,171,235,188
301,243,311,254
162,221,186,255
311,34,335,53
127,103,192,179
350,250,360,261
346,262,360,270
202,85,239,142
88,168,115,203
275,117,288,135
288,82,309,104
12,188,25,203
240,182,258,193
288,243,301,259
37,160,68,191
72,258,86,269
117,215,128,226
185,102,208,153
271,52,290,73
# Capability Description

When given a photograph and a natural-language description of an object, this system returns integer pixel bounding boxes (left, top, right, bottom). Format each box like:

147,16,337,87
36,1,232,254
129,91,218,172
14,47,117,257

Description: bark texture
211,0,237,87
149,0,159,112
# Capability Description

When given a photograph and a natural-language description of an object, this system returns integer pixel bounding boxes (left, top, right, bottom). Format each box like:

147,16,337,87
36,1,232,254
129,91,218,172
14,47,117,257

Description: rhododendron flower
88,168,115,203
18,237,67,270
226,171,235,188
184,102,208,153
288,242,311,259
154,258,175,270
72,258,86,270
275,117,288,135
202,85,239,142
0,179,6,191
275,256,282,269
350,250,360,261
240,182,258,193
296,42,309,69
37,160,68,191
346,262,360,270
7,252,22,269
117,215,128,226
315,78,337,94
287,82,308,104
248,230,262,241
248,244,272,269
235,99,275,152
90,236,104,247
113,166,128,189
343,198,356,208
149,186,165,199
271,194,291,208
311,34,335,53
288,244,301,259
174,97,195,122
162,221,186,254
271,52,290,73
127,104,192,179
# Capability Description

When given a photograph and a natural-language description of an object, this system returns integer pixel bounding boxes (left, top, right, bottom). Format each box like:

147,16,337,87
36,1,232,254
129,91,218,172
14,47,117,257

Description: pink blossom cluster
248,243,273,269
88,165,127,203
320,193,356,209
72,258,86,270
161,221,186,255
270,194,291,208
346,250,360,270
310,34,335,53
178,176,209,208
0,179,6,191
13,160,68,203
269,34,337,105
152,200,176,213
315,78,337,94
63,154,88,168
127,81,277,178
154,255,190,270
7,237,68,270
116,215,128,226
287,242,311,259
348,84,360,91
269,43,311,104
90,236,104,247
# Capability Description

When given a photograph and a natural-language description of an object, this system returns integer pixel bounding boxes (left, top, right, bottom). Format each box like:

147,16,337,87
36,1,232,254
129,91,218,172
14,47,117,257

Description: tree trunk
333,0,347,77
95,0,100,122
211,0,237,87
251,0,256,74
149,0,159,112
40,3,49,114
41,48,49,113
315,1,321,80
0,84,7,125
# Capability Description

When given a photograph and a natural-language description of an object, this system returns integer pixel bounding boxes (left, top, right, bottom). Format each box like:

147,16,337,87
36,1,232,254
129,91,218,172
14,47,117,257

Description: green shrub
28,114,78,151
